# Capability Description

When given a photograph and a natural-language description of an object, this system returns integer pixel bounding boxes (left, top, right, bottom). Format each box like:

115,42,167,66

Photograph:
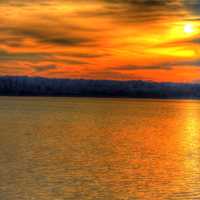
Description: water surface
0,97,200,200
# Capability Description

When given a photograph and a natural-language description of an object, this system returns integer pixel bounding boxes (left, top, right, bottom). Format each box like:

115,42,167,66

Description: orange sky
0,0,200,82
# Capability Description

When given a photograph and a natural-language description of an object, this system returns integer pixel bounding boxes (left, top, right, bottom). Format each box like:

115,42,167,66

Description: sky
0,0,200,82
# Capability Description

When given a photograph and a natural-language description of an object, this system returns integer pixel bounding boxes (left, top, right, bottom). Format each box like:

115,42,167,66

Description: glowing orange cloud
0,0,200,82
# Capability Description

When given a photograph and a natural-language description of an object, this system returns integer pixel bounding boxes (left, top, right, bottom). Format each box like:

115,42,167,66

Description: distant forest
0,76,200,99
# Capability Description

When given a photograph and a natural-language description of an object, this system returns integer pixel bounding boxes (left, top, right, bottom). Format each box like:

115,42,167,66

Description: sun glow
184,24,193,34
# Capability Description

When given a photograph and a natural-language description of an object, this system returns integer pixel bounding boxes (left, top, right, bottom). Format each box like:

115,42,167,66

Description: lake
0,97,200,200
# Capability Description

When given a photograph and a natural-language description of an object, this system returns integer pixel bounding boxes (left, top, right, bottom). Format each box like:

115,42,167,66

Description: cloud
184,0,200,15
174,60,200,67
111,59,200,72
33,65,57,72
0,49,50,61
55,59,89,65
86,70,145,80
112,65,172,71
62,52,109,58
0,0,58,7
0,3,97,49
186,17,200,22
0,0,199,82
4,27,94,47
189,37,200,44
41,36,92,47
159,36,200,48
96,0,184,23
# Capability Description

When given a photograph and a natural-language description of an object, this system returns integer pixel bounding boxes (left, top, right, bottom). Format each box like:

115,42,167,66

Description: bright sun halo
184,24,193,34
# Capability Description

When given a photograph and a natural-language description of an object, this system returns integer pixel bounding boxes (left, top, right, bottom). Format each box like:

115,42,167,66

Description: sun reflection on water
182,102,200,158
180,101,200,194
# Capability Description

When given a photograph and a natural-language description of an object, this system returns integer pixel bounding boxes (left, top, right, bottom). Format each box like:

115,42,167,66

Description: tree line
0,76,200,99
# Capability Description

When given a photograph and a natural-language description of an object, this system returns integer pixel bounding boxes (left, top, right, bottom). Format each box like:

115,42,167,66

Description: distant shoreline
0,76,200,99
0,95,200,101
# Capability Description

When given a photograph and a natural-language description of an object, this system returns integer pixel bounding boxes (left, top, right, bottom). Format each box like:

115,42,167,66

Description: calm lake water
0,97,200,200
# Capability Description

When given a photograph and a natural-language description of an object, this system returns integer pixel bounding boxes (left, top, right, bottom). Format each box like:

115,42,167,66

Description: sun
184,24,193,34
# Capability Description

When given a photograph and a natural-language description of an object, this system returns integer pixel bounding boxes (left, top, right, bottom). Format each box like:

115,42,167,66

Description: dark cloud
189,37,200,44
184,0,200,15
112,65,172,71
56,59,89,65
61,52,109,58
42,37,92,47
0,49,50,61
3,0,198,24
11,28,94,47
96,0,184,23
174,60,200,67
0,36,24,48
33,65,57,72
99,1,199,24
0,29,94,50
104,0,179,9
86,70,144,80
0,12,96,49
112,60,200,72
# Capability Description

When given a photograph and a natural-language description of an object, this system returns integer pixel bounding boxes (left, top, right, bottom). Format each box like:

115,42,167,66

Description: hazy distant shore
0,76,200,99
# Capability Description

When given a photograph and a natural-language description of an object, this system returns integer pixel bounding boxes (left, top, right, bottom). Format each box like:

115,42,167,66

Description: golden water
0,97,200,200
